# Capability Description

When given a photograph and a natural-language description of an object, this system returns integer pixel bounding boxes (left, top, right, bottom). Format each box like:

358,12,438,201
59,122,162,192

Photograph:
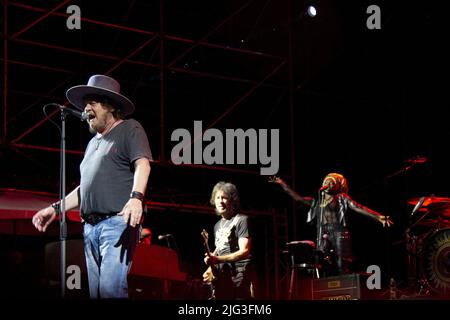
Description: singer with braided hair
273,172,393,275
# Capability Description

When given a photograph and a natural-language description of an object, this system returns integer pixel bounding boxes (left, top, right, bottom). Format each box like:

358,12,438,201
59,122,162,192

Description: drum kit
405,195,450,297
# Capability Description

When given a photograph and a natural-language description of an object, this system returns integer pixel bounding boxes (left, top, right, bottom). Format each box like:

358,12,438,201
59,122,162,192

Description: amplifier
312,273,377,300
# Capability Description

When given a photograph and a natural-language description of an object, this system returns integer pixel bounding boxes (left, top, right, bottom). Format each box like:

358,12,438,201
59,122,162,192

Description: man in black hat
32,75,152,298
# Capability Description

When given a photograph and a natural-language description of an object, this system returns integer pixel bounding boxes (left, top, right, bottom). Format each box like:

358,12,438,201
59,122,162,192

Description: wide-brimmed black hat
66,75,135,116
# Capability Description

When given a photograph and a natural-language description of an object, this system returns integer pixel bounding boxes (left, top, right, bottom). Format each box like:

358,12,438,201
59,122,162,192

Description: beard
87,113,108,134
88,125,96,135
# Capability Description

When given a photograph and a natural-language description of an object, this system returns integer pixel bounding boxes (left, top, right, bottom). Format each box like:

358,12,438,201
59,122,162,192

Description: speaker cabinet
312,273,379,300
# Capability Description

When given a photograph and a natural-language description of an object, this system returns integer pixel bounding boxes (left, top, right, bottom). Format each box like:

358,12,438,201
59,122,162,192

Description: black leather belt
81,213,117,225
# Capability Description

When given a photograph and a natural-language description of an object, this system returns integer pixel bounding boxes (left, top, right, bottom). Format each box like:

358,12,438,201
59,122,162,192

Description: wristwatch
51,202,61,216
130,191,145,201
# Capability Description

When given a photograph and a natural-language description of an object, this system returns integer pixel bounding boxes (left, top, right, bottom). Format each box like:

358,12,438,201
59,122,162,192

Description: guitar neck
204,243,212,256
201,230,213,256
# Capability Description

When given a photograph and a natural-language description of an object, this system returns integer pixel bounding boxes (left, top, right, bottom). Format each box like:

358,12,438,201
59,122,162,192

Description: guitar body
202,269,216,300
201,229,218,299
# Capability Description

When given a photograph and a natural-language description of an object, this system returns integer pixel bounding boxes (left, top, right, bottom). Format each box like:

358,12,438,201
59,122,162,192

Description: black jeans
319,224,353,275
214,263,255,300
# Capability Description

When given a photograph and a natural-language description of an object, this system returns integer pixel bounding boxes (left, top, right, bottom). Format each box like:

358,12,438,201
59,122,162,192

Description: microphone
158,234,172,240
319,185,329,192
63,106,89,121
51,103,88,121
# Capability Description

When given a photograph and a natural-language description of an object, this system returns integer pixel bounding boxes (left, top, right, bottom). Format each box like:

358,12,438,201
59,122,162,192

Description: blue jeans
83,215,139,298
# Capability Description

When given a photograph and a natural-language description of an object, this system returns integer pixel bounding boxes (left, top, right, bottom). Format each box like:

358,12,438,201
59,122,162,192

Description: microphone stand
43,103,85,298
165,237,172,249
161,235,185,272
358,159,423,193
384,163,417,180
59,108,68,298
161,235,186,298
170,235,186,273
317,190,324,253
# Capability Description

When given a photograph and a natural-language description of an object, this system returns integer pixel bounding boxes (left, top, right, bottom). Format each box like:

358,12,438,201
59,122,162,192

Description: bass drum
422,228,450,294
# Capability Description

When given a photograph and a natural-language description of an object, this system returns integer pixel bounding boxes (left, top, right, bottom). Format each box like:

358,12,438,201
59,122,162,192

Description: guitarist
271,173,393,276
202,181,255,300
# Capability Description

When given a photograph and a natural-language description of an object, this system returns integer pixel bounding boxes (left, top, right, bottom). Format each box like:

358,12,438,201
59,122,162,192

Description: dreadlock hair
323,172,348,194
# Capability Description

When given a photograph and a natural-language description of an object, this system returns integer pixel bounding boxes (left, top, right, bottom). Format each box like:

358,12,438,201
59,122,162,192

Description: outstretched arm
269,176,312,206
346,195,393,227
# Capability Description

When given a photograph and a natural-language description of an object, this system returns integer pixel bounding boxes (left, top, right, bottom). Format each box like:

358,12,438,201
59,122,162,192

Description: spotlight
307,6,317,17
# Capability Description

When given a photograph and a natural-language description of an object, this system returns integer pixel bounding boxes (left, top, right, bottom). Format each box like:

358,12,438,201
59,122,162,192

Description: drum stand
416,279,432,297
403,197,429,297
404,195,450,298
404,227,434,298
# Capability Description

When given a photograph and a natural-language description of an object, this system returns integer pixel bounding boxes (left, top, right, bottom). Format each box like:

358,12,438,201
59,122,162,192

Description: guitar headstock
201,229,209,242
201,229,212,255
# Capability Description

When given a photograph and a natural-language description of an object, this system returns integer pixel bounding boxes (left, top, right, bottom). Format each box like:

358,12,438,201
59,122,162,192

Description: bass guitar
201,229,217,299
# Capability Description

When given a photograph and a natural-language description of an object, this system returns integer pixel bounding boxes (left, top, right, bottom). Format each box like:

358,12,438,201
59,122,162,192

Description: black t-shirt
213,213,251,268
79,119,152,215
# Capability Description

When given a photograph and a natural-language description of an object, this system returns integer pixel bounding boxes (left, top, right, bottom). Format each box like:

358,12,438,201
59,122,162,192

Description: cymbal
414,219,450,228
407,196,450,207
428,203,450,217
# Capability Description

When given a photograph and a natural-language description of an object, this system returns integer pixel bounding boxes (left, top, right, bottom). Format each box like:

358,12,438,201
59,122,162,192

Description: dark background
0,0,448,299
